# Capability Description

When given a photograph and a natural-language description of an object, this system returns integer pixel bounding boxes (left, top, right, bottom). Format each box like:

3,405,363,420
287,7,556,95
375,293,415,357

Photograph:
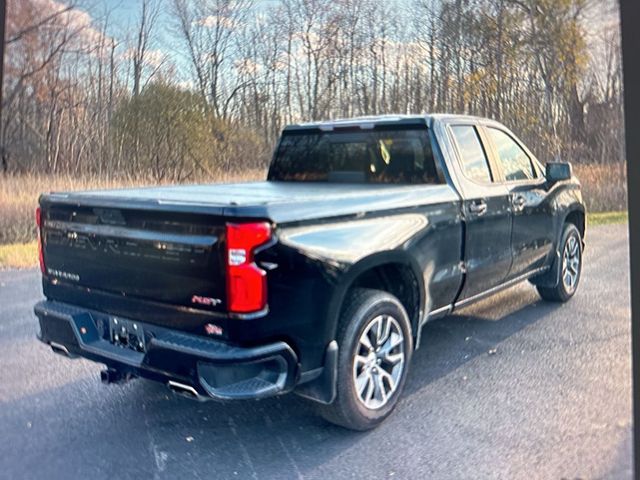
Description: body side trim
453,266,549,310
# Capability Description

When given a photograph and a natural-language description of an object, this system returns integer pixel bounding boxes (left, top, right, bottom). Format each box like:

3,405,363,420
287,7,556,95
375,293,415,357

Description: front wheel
537,223,582,302
316,288,413,431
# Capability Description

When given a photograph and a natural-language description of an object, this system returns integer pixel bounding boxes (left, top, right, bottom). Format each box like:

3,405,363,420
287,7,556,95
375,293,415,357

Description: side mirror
545,162,572,184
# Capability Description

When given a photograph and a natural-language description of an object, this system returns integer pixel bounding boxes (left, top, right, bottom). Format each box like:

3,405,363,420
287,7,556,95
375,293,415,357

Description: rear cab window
449,125,493,183
268,126,442,185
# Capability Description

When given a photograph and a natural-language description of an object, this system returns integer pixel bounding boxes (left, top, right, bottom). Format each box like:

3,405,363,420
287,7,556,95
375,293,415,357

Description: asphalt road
0,224,632,479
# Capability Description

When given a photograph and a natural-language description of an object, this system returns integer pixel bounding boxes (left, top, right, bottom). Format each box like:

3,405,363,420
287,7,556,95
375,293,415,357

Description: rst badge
191,295,222,307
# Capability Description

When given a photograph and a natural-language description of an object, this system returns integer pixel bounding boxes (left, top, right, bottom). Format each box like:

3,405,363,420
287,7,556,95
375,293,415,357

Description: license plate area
109,317,146,353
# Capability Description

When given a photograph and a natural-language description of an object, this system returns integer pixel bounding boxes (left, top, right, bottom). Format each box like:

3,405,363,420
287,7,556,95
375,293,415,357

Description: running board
415,266,549,348
453,266,548,310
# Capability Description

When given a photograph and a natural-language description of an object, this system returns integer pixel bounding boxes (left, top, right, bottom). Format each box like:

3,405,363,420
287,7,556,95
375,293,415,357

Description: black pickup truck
35,114,585,430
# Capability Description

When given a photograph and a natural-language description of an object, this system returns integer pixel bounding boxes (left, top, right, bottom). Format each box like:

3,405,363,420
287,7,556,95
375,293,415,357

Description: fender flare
532,203,585,288
295,251,425,405
324,250,426,342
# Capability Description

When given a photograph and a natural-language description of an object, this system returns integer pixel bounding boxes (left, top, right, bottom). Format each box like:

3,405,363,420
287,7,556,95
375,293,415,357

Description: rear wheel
317,288,413,431
537,223,582,302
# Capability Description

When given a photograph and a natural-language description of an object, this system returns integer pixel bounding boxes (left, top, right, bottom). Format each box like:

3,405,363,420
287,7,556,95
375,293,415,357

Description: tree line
1,0,624,181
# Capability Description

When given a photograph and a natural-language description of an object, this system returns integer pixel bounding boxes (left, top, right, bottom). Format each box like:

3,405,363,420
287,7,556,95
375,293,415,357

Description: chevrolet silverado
34,114,585,430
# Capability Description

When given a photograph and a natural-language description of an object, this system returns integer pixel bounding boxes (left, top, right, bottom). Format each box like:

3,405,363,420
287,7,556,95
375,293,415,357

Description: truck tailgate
40,202,228,314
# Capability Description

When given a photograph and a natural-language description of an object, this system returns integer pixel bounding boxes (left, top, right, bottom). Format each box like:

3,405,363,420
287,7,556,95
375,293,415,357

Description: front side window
487,128,537,181
268,127,441,184
450,125,492,183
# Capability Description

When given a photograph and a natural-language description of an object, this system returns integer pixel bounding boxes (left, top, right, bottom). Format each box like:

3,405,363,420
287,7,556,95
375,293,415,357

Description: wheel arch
326,251,425,345
532,203,585,289
564,207,586,243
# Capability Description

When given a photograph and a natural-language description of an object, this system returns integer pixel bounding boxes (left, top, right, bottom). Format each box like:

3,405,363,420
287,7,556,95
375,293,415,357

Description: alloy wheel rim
352,314,405,410
562,234,581,293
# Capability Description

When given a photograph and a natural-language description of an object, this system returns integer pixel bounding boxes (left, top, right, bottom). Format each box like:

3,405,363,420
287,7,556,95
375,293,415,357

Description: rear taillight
36,207,45,274
225,222,272,313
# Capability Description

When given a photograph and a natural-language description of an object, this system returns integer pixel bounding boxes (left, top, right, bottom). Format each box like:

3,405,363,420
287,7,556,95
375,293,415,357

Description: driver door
481,126,555,280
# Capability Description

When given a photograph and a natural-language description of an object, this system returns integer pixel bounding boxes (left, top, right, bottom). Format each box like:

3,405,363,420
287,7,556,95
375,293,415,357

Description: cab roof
283,113,503,131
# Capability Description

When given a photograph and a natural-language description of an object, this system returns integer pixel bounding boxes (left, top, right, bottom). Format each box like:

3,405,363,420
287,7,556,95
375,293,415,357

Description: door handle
469,200,487,215
512,195,526,211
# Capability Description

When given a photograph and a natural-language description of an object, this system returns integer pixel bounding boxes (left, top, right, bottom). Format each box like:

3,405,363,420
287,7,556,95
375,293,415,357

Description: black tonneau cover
41,181,460,224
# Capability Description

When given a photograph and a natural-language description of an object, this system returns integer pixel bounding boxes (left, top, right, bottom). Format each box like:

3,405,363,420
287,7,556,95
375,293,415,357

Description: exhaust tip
50,342,70,357
167,380,202,400
100,368,131,384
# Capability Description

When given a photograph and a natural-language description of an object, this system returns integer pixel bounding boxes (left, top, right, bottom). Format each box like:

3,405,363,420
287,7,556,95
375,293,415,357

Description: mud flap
529,249,561,288
293,341,338,404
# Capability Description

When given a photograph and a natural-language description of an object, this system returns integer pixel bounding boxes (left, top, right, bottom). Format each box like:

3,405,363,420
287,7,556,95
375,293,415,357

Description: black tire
537,223,582,302
316,288,413,431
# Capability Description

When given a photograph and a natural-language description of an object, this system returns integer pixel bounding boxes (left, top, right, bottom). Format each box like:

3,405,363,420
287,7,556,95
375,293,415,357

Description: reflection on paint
279,214,429,264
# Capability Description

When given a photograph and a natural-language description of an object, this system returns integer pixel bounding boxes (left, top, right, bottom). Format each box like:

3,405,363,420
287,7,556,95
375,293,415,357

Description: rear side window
487,128,537,181
268,127,442,184
450,125,492,183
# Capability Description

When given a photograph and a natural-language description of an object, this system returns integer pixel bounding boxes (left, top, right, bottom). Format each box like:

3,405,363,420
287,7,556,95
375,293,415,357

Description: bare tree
0,0,625,183
172,0,254,118
131,0,162,97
